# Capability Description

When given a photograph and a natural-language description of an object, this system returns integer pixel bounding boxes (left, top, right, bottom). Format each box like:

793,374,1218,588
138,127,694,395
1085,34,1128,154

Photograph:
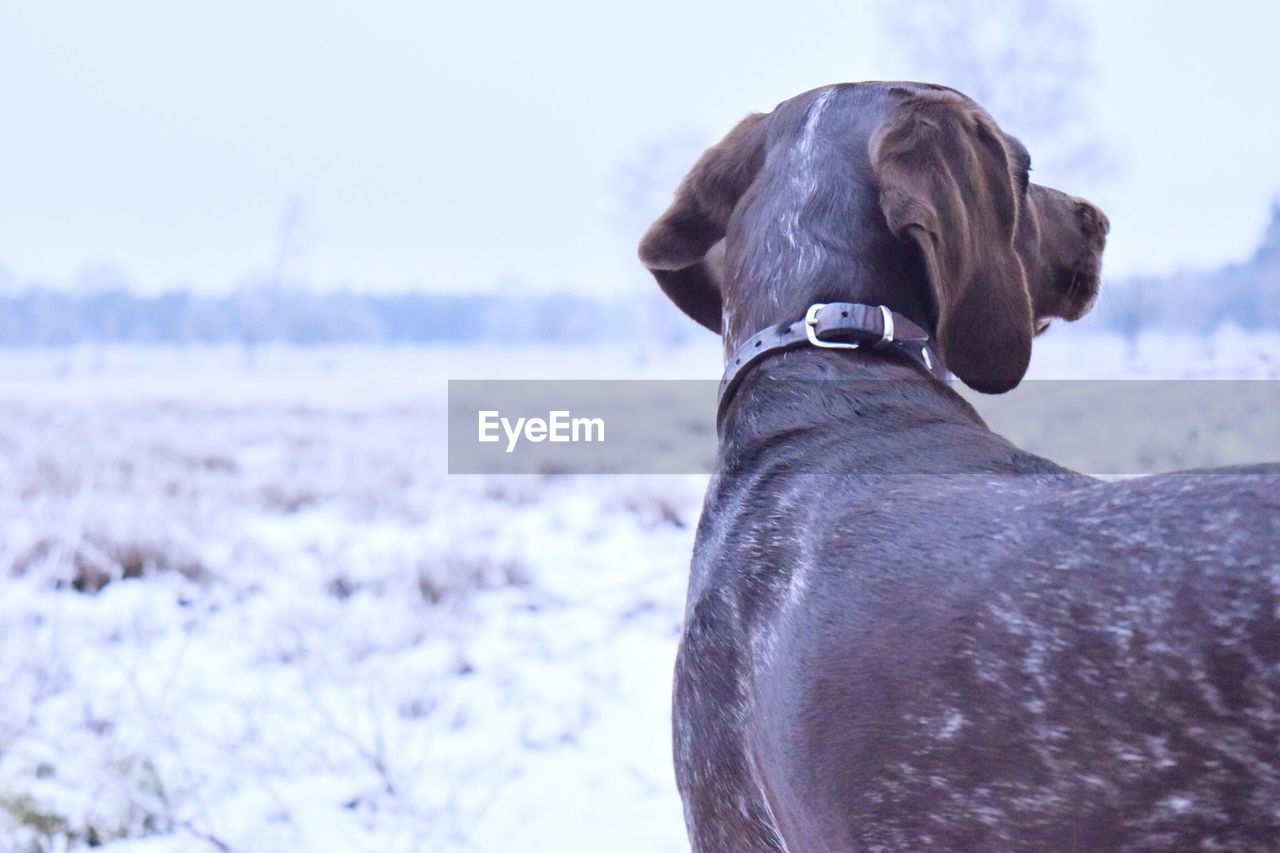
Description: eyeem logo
478,410,605,453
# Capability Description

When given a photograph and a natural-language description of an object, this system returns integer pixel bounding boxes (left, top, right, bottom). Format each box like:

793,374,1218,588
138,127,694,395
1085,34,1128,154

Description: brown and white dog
641,82,1279,851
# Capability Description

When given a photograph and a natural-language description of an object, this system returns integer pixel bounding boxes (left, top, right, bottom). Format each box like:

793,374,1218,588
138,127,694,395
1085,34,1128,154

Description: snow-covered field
1,330,1277,852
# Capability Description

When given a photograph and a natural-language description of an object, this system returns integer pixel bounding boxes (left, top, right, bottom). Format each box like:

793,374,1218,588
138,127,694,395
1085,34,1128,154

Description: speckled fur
679,367,1280,851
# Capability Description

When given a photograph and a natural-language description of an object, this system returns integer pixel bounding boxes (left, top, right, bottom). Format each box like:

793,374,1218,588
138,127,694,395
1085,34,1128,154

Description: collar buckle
804,303,861,350
804,303,896,349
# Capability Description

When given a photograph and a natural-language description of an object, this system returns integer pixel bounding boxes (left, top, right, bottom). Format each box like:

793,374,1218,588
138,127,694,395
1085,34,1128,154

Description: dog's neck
716,209,960,464
719,91,936,355
721,257,936,357
717,216,952,455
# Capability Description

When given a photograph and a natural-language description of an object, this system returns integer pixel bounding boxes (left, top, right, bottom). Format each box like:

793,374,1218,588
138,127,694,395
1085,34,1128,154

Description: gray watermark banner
447,379,1280,475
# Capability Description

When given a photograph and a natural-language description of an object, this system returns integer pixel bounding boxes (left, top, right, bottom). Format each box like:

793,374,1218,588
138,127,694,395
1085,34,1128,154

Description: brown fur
870,90,1033,392
639,113,766,332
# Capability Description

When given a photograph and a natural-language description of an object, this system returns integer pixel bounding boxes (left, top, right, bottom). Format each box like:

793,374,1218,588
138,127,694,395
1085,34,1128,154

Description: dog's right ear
638,113,767,333
870,93,1034,393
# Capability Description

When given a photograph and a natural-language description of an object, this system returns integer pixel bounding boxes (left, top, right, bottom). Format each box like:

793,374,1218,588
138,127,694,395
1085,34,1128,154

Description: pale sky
2,0,1278,294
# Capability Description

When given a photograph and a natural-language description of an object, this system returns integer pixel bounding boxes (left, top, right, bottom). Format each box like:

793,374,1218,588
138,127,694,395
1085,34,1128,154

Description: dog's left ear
871,94,1033,393
638,113,767,334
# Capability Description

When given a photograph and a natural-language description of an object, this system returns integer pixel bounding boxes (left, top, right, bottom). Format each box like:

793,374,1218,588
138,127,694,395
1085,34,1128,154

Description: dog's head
638,83,1108,393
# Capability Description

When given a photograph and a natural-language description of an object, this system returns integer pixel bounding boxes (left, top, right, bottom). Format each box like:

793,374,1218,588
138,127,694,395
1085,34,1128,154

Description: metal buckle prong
805,303,861,350
877,304,894,348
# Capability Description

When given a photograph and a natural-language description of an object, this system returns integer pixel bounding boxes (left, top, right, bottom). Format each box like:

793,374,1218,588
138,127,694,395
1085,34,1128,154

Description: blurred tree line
0,210,1276,347
0,285,700,346
1100,200,1280,340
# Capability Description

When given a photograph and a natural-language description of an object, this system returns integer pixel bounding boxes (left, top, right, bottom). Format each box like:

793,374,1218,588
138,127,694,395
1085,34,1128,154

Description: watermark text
478,410,605,453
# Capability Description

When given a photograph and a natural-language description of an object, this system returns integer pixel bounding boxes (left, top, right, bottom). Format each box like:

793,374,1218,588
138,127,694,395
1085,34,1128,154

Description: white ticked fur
770,87,838,306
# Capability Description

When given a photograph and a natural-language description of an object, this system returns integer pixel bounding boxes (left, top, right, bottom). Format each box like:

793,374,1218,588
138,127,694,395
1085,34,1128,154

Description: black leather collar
717,302,946,427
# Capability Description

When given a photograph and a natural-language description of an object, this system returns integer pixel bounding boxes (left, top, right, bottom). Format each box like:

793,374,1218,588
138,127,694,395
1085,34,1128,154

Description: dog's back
735,468,1280,849
678,366,1280,850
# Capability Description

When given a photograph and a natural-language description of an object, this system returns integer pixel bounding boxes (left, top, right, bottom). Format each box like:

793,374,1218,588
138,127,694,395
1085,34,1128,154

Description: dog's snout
1077,201,1110,239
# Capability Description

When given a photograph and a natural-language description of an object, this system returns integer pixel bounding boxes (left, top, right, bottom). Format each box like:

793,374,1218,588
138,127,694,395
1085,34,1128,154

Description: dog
640,82,1280,851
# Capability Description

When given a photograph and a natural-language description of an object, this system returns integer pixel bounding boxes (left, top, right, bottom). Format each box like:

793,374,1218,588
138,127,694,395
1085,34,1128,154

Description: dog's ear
870,95,1033,393
638,113,767,334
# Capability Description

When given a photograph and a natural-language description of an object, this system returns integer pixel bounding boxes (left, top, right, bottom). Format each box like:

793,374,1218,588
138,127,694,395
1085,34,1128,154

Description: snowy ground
1,330,1277,852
